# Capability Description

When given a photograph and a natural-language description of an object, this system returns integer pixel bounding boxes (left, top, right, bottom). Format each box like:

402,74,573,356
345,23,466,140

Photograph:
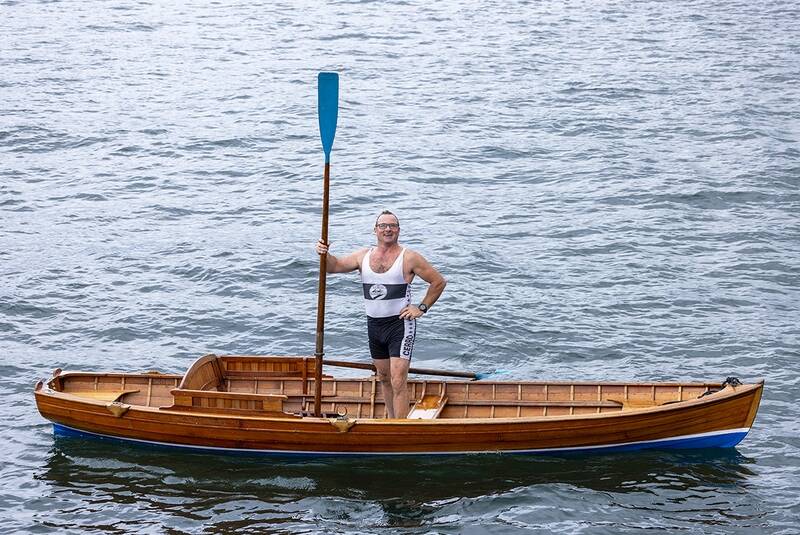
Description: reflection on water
34,434,759,531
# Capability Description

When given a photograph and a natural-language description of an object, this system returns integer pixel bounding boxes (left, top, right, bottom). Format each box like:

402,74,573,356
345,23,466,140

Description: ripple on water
2,0,799,533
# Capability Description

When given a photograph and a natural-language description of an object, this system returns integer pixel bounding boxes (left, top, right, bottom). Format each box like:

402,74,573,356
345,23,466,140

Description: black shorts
367,315,416,360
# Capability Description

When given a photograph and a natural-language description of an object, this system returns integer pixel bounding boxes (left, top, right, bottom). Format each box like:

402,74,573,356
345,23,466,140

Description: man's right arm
316,240,365,273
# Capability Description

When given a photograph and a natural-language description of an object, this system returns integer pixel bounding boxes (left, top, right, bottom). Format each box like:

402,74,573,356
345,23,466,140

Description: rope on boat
700,376,742,397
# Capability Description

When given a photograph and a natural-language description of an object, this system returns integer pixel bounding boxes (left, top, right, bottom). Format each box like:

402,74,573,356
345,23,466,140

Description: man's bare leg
373,358,394,418
390,357,410,418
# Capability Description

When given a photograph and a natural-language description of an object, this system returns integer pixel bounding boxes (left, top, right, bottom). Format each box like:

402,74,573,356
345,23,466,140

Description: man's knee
390,373,407,392
376,369,391,384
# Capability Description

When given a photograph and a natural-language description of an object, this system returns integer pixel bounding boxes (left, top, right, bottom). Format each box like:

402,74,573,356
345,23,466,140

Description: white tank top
361,248,411,318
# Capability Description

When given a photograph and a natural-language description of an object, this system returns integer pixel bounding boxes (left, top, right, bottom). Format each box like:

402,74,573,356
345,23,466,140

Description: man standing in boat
316,210,447,418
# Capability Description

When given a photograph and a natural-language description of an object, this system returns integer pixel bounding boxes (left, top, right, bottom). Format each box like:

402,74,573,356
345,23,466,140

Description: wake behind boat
35,353,763,456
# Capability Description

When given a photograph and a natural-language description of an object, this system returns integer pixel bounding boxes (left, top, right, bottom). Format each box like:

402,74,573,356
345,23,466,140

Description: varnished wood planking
36,355,762,453
36,382,761,453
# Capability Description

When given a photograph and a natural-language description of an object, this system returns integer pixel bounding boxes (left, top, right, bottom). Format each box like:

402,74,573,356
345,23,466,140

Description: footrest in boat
408,394,448,419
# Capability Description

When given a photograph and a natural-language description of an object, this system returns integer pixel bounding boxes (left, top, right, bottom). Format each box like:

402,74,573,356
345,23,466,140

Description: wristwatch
418,303,429,313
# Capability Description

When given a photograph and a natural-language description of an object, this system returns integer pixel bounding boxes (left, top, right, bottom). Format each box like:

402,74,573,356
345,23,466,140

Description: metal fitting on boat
106,402,130,418
329,417,355,433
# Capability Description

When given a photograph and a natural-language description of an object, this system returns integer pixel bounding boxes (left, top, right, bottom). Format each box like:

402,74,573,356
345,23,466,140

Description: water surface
2,0,798,533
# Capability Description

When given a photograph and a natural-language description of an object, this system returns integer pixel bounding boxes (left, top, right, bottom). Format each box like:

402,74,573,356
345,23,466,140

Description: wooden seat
161,388,298,418
178,354,225,391
220,355,317,379
67,389,140,402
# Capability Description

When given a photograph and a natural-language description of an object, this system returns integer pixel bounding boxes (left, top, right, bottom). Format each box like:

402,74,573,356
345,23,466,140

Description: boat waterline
52,423,750,457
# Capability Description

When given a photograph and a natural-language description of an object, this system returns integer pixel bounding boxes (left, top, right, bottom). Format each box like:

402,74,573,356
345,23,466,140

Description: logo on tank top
369,284,388,300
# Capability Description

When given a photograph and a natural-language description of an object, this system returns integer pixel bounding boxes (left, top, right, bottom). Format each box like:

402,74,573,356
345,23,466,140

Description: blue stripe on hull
52,424,750,457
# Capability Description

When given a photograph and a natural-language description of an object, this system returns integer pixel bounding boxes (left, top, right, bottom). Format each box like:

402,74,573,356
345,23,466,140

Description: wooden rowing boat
34,354,763,456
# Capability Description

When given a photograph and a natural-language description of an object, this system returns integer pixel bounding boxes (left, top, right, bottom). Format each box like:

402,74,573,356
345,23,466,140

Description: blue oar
313,72,339,416
474,369,510,381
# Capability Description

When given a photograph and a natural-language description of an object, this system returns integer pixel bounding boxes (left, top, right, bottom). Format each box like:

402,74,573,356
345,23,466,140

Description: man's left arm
399,251,447,320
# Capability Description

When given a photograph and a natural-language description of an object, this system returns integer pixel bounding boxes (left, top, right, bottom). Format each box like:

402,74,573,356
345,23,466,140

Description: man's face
374,214,400,244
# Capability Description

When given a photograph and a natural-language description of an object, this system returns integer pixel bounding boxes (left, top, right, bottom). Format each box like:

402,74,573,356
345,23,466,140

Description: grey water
2,0,798,533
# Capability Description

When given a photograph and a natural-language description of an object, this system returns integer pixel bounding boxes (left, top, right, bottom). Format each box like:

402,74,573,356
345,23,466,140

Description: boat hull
35,378,762,456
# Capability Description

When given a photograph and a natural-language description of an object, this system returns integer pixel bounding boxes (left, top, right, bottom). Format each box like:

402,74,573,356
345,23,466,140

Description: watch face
418,304,428,312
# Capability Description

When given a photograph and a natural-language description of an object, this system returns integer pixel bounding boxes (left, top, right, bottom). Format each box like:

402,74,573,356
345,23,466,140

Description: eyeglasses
376,223,399,230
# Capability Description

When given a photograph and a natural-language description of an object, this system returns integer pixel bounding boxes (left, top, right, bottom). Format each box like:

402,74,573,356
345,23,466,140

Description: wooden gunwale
49,370,728,388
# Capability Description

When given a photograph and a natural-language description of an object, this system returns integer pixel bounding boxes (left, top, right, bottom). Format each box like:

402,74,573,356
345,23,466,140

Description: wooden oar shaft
313,161,331,416
323,359,479,380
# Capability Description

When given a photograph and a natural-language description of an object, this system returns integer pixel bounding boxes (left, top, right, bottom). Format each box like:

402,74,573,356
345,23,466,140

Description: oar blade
474,370,510,381
318,72,339,162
